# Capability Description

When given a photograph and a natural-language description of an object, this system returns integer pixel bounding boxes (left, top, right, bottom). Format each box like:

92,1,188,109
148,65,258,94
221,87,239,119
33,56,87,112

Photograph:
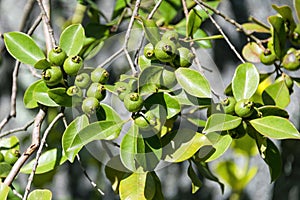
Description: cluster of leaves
1,0,300,199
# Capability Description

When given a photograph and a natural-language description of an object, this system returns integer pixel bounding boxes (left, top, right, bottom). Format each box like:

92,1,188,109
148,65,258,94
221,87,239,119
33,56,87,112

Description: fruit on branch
259,48,276,65
4,149,20,165
42,66,63,86
48,46,67,66
63,55,83,76
134,111,157,130
67,85,83,98
161,30,179,43
154,39,177,62
282,49,300,71
221,96,236,115
275,73,294,92
75,73,91,88
82,97,100,115
91,67,109,84
86,83,106,101
143,43,156,60
234,99,254,118
115,81,131,101
124,92,143,112
173,47,195,68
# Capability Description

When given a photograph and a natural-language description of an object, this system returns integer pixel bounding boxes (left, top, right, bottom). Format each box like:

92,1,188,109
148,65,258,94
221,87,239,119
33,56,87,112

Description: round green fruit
67,85,83,98
234,99,254,118
115,82,130,101
160,69,177,89
161,30,179,43
82,97,100,115
91,67,109,83
48,46,67,66
63,55,83,76
75,73,91,88
221,96,236,115
260,49,276,65
124,93,143,112
0,152,4,162
154,39,177,62
282,50,300,71
173,47,195,68
86,83,106,101
4,149,20,165
143,43,156,60
134,111,157,130
275,73,294,90
42,66,63,86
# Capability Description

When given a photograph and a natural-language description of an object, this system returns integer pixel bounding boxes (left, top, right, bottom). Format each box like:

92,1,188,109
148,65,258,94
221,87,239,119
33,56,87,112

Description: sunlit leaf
33,81,59,107
0,183,9,200
187,9,202,37
242,23,270,34
24,79,42,109
242,42,264,63
28,189,52,200
60,24,85,56
268,15,286,59
203,114,242,133
262,81,290,108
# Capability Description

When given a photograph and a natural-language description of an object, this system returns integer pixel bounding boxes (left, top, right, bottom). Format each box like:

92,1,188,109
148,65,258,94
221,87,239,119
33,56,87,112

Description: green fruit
143,43,156,60
0,152,4,162
173,47,195,68
259,49,276,65
42,66,63,86
115,82,130,101
124,93,143,112
160,69,177,89
66,85,83,98
154,39,177,62
75,73,91,88
4,149,20,165
275,73,294,89
48,46,67,66
282,50,300,71
221,96,236,115
63,55,83,76
228,121,247,139
91,67,109,83
86,83,106,101
234,99,254,118
161,30,179,43
134,111,157,130
82,97,100,115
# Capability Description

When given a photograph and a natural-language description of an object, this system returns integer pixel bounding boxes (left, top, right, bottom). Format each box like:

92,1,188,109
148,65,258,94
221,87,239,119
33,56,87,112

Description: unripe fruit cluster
0,148,21,177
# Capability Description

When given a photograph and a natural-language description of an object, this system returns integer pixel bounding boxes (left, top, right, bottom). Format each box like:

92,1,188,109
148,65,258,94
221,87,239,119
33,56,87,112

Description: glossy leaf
250,116,300,139
203,114,242,133
21,149,57,174
141,18,161,45
144,92,180,119
175,68,211,98
272,4,296,31
193,29,212,48
295,0,300,22
188,162,202,194
28,189,52,200
163,129,209,163
242,23,270,34
268,15,286,59
262,81,290,108
0,136,19,149
173,89,212,106
258,105,289,118
0,162,12,178
33,81,59,107
97,103,122,122
60,24,85,56
48,87,74,107
0,183,10,200
4,32,45,65
242,42,264,63
194,1,220,21
62,115,89,162
34,58,51,70
187,9,202,37
24,79,42,109
232,63,259,101
119,168,156,200
138,66,163,95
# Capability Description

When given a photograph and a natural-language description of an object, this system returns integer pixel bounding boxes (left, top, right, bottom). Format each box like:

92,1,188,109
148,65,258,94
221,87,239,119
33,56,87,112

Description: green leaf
0,183,10,200
232,62,259,101
141,18,161,45
97,103,122,122
34,58,51,70
0,136,19,149
231,133,258,156
120,124,162,171
163,129,209,163
62,115,89,162
60,24,85,56
0,162,12,178
48,87,74,107
262,81,290,108
138,66,163,95
242,42,264,63
194,1,220,21
175,68,211,98
193,29,212,48
173,89,212,106
33,81,59,107
268,15,286,59
272,4,296,31
187,9,202,38
144,92,181,119
24,79,42,109
119,168,156,200
203,114,242,133
28,189,52,200
151,172,164,200
188,162,202,194
258,105,289,118
21,149,57,174
250,116,300,139
242,23,270,34
4,32,45,65
294,0,300,22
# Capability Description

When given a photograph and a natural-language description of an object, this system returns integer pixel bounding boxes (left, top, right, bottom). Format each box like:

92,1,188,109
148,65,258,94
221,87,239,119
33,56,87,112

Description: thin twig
27,14,43,36
12,188,23,199
23,113,64,200
19,0,36,32
4,108,47,186
195,0,245,63
97,48,124,69
148,0,163,19
0,119,35,139
76,155,105,195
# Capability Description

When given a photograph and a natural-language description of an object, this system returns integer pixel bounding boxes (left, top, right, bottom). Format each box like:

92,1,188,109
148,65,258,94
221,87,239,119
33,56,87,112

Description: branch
23,113,64,200
0,119,34,139
4,108,47,186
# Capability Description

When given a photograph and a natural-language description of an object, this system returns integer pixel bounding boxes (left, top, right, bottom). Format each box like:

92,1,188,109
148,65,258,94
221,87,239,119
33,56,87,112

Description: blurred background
0,0,300,199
